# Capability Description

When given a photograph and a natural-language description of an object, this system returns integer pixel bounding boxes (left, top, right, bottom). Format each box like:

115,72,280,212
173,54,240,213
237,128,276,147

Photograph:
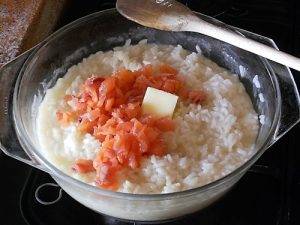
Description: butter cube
142,87,178,117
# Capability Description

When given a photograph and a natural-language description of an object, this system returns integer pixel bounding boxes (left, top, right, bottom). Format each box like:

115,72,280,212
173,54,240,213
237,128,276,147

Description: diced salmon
100,77,116,95
56,63,206,190
124,103,141,119
114,69,136,91
155,117,175,132
85,76,104,87
94,162,119,191
78,118,97,133
97,114,110,126
187,90,206,104
143,126,160,142
159,64,178,75
138,64,153,77
105,98,115,111
149,139,165,156
56,111,75,126
72,159,95,173
131,118,144,135
134,75,152,92
116,122,133,133
87,108,101,121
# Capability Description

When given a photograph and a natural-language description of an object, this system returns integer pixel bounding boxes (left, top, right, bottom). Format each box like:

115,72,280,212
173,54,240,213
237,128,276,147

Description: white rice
37,40,259,194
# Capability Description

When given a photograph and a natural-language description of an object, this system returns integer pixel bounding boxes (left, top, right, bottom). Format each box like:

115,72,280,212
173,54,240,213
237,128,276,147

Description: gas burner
20,164,283,225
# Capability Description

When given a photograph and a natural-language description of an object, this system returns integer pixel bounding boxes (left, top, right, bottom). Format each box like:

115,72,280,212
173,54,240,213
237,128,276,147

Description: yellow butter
142,87,178,117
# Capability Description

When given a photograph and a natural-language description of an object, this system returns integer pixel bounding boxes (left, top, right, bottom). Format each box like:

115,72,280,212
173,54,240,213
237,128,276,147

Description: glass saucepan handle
0,48,49,173
268,60,300,146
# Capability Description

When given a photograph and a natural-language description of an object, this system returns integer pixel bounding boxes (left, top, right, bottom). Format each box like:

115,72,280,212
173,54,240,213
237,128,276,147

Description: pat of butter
142,87,178,117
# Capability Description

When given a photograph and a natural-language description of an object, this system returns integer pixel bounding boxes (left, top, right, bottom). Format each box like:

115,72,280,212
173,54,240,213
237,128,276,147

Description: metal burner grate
19,164,284,225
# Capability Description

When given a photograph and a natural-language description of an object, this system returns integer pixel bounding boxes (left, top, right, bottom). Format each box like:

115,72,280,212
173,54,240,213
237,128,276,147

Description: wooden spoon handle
186,20,300,71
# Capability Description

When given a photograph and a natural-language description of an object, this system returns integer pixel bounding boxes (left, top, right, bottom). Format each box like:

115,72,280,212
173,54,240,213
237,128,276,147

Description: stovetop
1,0,300,225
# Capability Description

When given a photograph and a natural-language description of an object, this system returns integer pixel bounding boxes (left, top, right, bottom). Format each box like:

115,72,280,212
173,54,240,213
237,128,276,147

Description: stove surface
1,0,300,225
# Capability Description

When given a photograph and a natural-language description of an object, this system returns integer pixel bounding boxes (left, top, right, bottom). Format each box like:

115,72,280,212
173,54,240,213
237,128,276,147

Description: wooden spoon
116,0,300,71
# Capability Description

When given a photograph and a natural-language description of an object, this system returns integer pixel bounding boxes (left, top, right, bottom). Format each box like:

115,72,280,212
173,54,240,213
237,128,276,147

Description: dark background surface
1,0,300,224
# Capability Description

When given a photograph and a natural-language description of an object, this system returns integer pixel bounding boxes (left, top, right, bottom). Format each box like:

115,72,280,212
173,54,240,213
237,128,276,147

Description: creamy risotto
37,40,258,194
